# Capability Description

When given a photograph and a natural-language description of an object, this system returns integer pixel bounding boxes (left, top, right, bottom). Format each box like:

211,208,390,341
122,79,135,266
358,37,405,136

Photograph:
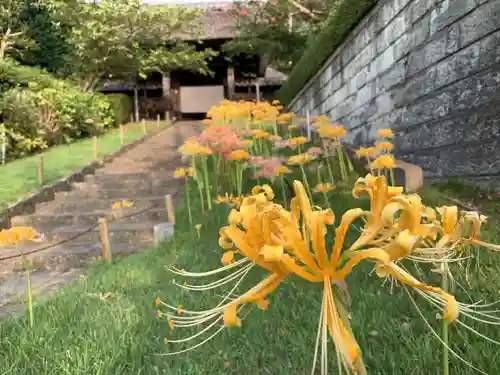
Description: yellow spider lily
0,227,44,246
157,175,500,373
376,128,394,138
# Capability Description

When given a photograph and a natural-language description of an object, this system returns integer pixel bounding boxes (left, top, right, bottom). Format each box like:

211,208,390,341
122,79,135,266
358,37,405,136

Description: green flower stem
184,177,193,226
202,157,212,210
236,164,243,196
321,139,335,184
389,168,396,187
337,146,348,181
280,174,288,209
344,148,354,173
442,264,450,375
212,155,219,195
19,245,33,328
299,164,313,204
322,192,330,209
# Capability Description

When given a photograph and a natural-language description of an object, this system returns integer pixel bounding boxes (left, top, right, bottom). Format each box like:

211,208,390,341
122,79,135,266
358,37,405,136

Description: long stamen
161,264,254,318
404,287,488,375
168,258,250,277
173,263,253,291
310,293,324,375
168,316,222,343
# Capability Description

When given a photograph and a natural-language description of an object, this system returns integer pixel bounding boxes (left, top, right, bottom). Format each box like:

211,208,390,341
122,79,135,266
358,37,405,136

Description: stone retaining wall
288,0,500,190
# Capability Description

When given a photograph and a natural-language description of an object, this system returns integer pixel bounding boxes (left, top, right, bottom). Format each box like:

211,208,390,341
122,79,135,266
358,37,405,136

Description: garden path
0,121,201,319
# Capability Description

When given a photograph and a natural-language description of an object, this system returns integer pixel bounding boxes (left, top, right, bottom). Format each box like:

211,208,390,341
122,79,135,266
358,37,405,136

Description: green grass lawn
1,178,500,375
0,121,165,209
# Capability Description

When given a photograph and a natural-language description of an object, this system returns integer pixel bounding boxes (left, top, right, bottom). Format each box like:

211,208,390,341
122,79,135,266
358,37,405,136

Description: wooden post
93,136,98,159
142,119,146,135
133,85,139,122
165,194,175,225
119,125,124,145
38,155,44,186
98,218,112,262
156,114,160,129
165,111,170,124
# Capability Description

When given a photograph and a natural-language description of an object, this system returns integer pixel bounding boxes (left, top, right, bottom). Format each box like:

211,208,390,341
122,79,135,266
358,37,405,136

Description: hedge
276,0,379,106
0,59,115,160
106,94,133,127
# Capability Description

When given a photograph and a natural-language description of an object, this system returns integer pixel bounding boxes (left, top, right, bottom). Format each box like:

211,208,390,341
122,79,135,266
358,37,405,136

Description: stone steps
0,121,201,313
0,239,153,274
10,207,168,229
35,196,169,214
54,186,174,200
48,221,158,243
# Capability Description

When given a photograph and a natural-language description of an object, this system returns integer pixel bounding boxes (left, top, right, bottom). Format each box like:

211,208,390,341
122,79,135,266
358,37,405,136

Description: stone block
401,138,500,177
344,147,423,192
407,30,447,76
154,222,174,246
394,64,437,105
406,0,433,24
459,1,500,47
399,90,453,128
430,0,477,34
398,100,500,152
478,28,500,69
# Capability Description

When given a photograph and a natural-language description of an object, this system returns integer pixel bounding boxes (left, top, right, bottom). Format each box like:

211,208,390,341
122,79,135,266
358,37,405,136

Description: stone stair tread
53,194,170,203
16,207,166,219
51,221,163,234
0,239,151,259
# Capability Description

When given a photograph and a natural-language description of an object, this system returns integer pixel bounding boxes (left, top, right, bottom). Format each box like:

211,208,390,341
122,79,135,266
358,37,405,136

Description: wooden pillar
227,66,235,100
144,88,148,120
162,73,171,117
133,85,139,122
255,80,261,102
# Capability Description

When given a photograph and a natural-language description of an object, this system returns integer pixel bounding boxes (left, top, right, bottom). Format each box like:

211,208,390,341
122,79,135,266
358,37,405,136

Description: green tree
223,0,341,73
0,0,34,60
44,0,217,91
18,1,69,73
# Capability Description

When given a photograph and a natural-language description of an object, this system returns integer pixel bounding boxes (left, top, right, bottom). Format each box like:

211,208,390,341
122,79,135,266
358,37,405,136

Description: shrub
105,94,132,127
276,0,378,105
0,58,115,160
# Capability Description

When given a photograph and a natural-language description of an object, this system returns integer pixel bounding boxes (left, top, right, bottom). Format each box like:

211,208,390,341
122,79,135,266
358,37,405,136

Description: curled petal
223,305,241,327
221,251,236,265
375,263,459,323
261,245,284,262
384,230,420,261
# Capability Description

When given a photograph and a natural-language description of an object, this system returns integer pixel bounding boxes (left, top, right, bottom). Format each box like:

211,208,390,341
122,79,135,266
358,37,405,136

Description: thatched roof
153,2,239,41
192,6,238,40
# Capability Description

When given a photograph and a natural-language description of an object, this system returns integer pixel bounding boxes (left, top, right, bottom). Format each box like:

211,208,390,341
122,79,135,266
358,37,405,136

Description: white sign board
180,86,225,114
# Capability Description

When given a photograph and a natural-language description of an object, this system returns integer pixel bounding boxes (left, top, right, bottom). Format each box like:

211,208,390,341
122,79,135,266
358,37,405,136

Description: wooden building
98,3,287,120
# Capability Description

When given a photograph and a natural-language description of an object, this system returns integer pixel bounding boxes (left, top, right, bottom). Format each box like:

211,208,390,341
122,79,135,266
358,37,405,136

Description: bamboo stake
98,218,112,262
93,136,98,160
38,155,44,186
165,194,175,225
119,124,124,145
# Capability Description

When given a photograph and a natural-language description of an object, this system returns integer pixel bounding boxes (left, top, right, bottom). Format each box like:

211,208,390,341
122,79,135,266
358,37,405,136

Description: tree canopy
43,0,217,90
223,0,342,73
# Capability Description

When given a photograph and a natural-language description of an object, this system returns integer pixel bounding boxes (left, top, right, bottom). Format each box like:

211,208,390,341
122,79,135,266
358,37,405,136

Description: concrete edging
0,122,174,229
